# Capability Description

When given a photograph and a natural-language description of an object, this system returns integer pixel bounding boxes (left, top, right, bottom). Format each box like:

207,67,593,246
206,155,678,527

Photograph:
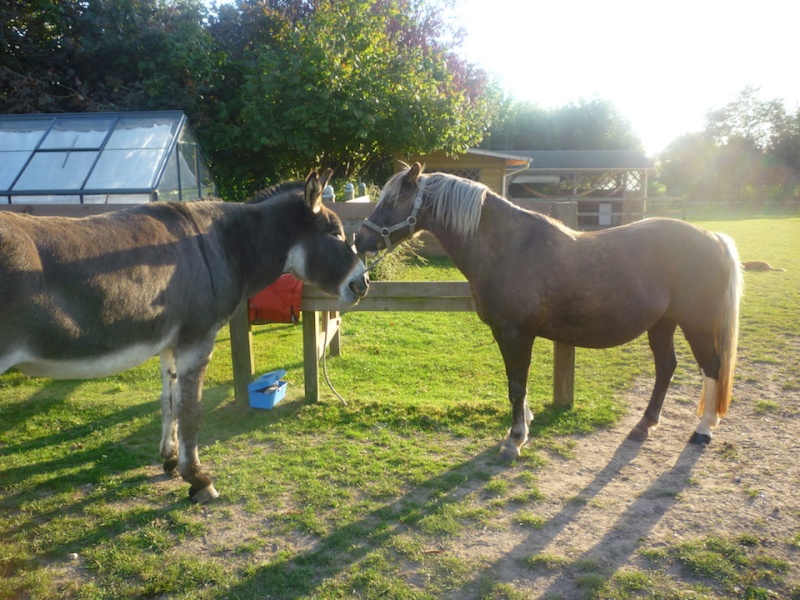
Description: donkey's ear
406,162,422,184
304,170,324,214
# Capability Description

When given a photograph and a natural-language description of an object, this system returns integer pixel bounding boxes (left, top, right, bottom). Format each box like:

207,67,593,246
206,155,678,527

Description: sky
448,0,800,155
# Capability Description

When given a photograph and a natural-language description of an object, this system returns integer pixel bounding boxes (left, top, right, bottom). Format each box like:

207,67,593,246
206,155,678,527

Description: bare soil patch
442,348,800,598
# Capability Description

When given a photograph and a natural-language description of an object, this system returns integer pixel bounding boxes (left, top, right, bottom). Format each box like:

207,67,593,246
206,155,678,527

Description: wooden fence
229,281,576,409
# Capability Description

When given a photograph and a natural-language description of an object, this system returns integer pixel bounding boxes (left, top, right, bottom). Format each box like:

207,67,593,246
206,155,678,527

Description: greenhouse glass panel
0,153,31,190
11,195,81,204
0,118,50,150
106,117,177,150
86,149,165,189
14,151,99,191
40,116,115,150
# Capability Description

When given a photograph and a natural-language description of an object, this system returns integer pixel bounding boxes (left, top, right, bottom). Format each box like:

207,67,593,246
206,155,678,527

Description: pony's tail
704,233,744,417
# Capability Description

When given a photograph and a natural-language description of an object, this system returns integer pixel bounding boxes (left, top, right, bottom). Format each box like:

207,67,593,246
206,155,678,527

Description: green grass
1,216,799,599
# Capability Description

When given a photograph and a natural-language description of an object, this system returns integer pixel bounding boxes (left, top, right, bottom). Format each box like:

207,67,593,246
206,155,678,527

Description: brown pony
355,163,743,458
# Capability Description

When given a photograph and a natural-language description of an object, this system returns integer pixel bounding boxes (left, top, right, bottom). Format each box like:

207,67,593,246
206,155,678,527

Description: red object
248,274,304,324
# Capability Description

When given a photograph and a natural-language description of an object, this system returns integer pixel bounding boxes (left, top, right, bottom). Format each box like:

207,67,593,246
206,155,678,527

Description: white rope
321,313,348,406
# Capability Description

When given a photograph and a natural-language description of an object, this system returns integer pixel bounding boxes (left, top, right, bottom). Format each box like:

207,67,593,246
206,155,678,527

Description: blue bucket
247,369,287,409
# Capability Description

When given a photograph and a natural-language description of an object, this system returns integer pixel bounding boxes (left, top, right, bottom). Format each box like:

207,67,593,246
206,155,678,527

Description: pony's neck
425,190,516,282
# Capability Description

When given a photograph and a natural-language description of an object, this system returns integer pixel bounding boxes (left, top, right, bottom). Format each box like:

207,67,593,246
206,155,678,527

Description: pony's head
355,162,486,255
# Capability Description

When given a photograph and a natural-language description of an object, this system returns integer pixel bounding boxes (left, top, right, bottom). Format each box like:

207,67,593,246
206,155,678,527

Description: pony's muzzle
354,228,382,255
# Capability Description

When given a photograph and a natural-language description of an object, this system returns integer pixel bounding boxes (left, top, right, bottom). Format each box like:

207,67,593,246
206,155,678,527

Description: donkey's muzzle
349,270,370,298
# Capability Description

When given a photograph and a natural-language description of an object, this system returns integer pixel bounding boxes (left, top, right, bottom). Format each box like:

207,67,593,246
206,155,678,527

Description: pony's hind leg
159,350,179,474
630,319,677,441
690,376,719,445
683,329,723,445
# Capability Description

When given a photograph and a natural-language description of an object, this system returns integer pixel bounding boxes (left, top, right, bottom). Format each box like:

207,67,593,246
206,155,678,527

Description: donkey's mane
381,167,487,238
248,180,304,205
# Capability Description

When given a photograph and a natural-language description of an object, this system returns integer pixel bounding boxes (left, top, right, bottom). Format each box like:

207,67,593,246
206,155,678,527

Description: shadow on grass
0,380,300,555
209,425,702,599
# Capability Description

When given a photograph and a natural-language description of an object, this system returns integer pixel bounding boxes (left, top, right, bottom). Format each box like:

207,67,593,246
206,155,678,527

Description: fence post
229,301,255,407
552,200,578,229
344,183,354,200
553,341,575,408
302,310,321,403
322,185,335,203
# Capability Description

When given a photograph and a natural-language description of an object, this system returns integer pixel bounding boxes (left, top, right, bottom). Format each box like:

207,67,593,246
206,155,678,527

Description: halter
361,180,425,271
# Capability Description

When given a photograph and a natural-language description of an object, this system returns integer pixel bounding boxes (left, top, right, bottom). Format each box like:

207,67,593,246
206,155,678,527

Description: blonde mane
380,166,488,238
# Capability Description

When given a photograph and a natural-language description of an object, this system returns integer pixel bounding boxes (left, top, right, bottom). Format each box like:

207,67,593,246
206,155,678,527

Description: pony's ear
304,169,325,214
319,168,333,190
406,162,422,185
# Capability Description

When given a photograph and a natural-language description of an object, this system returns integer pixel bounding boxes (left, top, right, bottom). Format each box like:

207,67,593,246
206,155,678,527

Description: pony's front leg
159,350,179,474
493,327,535,460
175,342,219,503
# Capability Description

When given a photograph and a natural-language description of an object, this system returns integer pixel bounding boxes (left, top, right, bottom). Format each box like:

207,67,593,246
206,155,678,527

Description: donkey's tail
707,233,744,417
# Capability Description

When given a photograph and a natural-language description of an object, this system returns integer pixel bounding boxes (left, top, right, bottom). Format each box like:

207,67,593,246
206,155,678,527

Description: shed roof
0,111,215,204
501,150,654,171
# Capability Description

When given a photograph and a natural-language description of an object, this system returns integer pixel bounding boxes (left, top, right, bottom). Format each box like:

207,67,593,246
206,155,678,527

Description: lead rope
321,241,410,407
321,318,348,406
321,182,425,405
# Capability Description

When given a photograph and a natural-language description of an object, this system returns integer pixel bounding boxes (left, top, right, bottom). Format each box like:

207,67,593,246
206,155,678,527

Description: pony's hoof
190,483,220,504
689,432,712,445
498,441,521,461
627,427,649,442
163,458,178,475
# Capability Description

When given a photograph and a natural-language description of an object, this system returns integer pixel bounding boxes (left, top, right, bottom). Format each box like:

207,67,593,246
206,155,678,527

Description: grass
1,215,799,599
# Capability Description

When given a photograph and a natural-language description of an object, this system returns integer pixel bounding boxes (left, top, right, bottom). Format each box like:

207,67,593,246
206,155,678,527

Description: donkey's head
284,169,369,304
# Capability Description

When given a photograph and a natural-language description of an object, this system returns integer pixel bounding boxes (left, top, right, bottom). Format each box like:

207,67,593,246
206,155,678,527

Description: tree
480,98,642,151
0,0,214,115
661,87,800,203
2,0,497,198
204,0,499,196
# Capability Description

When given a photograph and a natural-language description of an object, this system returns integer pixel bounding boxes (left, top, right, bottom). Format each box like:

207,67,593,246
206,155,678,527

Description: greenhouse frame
0,111,215,205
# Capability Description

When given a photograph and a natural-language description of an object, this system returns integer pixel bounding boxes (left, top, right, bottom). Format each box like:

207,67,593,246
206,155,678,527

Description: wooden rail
229,281,575,409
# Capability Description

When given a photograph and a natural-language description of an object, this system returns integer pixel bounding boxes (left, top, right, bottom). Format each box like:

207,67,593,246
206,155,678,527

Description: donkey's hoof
163,458,178,475
190,483,220,504
689,432,712,446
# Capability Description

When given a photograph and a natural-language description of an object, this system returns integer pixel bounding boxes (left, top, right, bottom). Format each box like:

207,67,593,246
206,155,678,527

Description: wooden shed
398,148,654,229
398,149,530,196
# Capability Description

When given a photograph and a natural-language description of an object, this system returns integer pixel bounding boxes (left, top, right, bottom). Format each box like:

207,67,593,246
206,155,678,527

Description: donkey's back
0,202,238,379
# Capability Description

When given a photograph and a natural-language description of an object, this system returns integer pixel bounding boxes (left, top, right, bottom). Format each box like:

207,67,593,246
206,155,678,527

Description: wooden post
229,301,255,407
553,341,575,408
302,310,321,403
552,201,578,229
324,311,342,356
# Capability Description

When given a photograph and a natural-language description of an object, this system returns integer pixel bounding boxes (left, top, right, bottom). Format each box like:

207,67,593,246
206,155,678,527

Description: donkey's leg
683,329,721,445
492,326,535,460
175,339,219,503
629,319,677,441
159,349,180,474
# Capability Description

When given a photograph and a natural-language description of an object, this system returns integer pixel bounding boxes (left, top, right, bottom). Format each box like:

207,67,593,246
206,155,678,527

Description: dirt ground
442,347,800,598
46,347,799,599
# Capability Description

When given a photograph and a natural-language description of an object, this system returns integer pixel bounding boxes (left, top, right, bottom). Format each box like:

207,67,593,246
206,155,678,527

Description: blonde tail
709,233,743,417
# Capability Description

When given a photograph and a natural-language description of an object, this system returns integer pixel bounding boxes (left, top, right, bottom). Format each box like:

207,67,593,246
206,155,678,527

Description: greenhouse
0,111,215,205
